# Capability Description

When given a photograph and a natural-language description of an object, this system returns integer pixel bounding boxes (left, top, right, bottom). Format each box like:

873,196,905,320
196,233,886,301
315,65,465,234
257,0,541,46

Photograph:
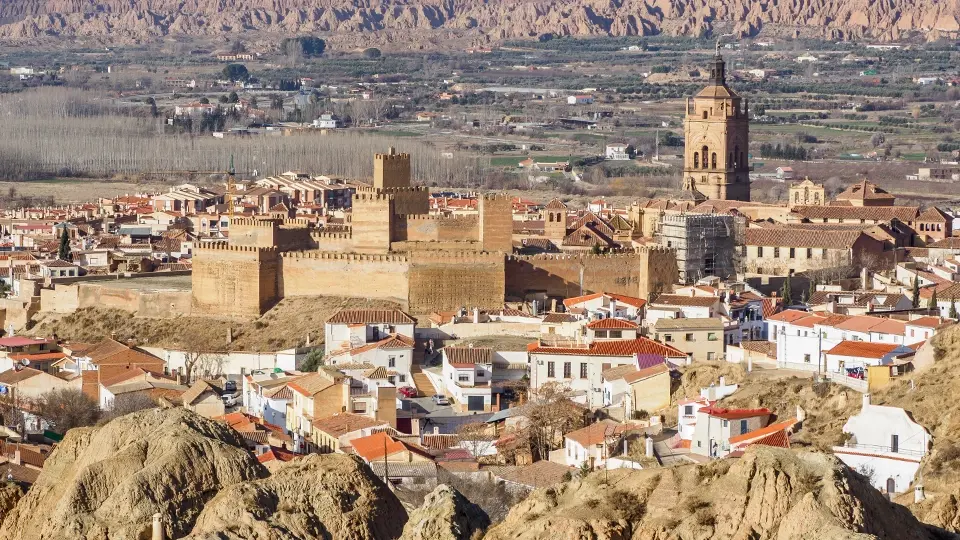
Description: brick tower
682,52,750,201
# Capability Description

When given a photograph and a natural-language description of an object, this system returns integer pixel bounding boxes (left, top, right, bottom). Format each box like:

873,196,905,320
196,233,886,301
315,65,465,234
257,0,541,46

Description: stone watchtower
544,198,568,242
374,147,411,189
683,52,751,202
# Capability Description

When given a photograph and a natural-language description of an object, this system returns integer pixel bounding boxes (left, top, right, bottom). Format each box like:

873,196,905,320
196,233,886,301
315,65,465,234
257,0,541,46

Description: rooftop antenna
226,154,236,219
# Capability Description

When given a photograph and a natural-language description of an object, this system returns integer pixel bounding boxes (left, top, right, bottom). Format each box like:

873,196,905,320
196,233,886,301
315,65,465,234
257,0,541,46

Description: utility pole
382,435,389,489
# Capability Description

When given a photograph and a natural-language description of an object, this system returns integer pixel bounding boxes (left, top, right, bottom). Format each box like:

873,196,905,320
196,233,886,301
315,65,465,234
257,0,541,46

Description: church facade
683,53,751,202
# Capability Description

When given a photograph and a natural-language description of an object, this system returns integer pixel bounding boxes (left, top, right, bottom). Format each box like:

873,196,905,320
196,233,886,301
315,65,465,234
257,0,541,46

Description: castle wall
392,214,479,243
479,194,514,253
390,241,481,252
505,249,677,302
350,192,393,253
408,251,505,313
374,149,411,189
279,252,410,307
192,243,279,318
230,217,313,252
311,231,354,252
387,187,429,216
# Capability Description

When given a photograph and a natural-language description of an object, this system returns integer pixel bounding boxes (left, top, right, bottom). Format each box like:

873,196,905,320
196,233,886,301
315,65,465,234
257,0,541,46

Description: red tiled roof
445,346,494,367
623,363,669,383
765,309,811,323
825,340,907,359
745,228,866,249
586,318,638,330
529,337,685,358
650,295,719,308
351,432,407,462
699,407,771,420
729,418,798,444
327,309,415,325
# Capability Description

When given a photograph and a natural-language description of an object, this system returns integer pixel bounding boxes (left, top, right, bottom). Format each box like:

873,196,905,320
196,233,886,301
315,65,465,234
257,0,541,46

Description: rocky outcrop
485,446,937,540
185,453,407,539
0,0,957,44
0,408,266,540
400,484,490,540
0,483,23,525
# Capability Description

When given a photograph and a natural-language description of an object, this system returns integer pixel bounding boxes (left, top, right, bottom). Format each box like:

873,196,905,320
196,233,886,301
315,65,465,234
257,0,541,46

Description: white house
324,309,417,356
796,54,819,63
327,334,415,385
690,406,772,459
441,346,495,412
242,370,297,428
313,113,342,129
605,144,630,161
645,294,724,327
776,167,794,180
823,341,914,375
528,338,684,409
563,292,647,322
567,95,594,105
833,394,930,495
585,318,639,341
563,419,628,469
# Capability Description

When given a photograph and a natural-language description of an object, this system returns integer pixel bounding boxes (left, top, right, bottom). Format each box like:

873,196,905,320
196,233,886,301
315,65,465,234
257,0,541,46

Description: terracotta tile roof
312,413,386,437
808,290,909,309
350,432,407,462
0,367,44,385
446,346,494,367
907,316,948,329
928,237,960,249
288,371,341,396
586,318,638,330
257,446,297,464
565,420,636,447
699,407,771,420
729,418,798,444
529,338,685,358
654,317,723,330
562,292,604,307
825,341,907,359
623,363,669,383
180,379,220,405
834,180,895,202
745,228,866,249
326,309,415,325
651,294,719,308
542,313,578,324
545,198,568,210
345,333,414,355
601,364,639,381
493,460,573,489
263,385,293,400
423,434,461,451
792,205,917,222
363,366,390,379
793,314,827,328
738,340,777,356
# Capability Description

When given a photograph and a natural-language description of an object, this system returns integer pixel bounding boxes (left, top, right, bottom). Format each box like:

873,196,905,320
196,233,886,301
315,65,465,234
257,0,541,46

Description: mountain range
0,0,959,46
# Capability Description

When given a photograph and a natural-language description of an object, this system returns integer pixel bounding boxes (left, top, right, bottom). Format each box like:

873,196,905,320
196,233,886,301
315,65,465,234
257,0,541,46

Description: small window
722,420,729,427
563,362,571,378
757,246,763,257
459,375,470,382
707,333,718,341
609,330,622,339
707,352,716,361
807,248,812,259
685,333,695,342
774,247,780,258
547,362,555,378
664,334,673,342
595,330,608,338
476,371,484,377
789,248,795,259
684,405,694,415
580,363,588,378
740,420,748,433
804,354,811,363
388,356,396,368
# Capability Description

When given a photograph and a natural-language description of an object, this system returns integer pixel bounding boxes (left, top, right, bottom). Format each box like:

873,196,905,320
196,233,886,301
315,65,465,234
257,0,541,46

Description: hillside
0,0,957,45
486,446,937,540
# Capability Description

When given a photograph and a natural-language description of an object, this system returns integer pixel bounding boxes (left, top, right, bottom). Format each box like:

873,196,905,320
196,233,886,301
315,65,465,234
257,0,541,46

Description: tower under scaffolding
655,213,744,284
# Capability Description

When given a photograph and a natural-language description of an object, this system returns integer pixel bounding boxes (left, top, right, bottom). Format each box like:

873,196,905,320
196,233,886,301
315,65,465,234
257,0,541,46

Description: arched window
711,152,717,169
734,146,740,168
795,192,800,203
701,146,709,169
548,213,554,223
693,152,699,168
728,153,732,168
702,111,708,119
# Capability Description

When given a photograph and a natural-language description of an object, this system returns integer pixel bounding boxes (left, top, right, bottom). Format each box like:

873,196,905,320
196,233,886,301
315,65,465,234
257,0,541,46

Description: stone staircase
412,372,437,397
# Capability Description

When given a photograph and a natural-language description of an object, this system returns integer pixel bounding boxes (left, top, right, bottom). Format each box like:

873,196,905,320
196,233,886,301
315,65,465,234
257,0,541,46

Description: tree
456,422,498,459
35,388,99,433
229,91,239,104
218,95,229,104
221,64,250,83
281,36,326,58
780,275,793,306
929,288,939,310
362,48,382,59
912,277,920,308
146,97,159,117
300,349,324,372
57,227,71,261
199,97,210,105
99,392,158,423
951,296,958,320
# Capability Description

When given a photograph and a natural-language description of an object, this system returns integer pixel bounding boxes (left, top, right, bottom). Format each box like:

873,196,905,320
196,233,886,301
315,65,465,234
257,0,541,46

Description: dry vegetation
0,88,482,185
32,296,401,351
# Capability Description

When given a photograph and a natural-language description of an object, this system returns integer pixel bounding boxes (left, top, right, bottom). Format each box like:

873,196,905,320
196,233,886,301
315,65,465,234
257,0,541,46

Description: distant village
0,52,951,508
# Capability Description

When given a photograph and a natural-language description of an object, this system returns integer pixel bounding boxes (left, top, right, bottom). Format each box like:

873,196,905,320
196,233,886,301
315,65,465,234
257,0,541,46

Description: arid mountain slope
485,446,938,540
0,0,958,44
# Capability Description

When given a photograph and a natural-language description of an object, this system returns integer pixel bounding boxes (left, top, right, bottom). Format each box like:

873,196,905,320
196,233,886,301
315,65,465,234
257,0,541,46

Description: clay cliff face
0,0,957,43
485,446,937,540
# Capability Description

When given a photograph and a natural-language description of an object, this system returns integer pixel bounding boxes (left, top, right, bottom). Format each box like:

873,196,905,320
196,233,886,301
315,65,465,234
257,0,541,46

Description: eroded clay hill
485,446,938,540
0,0,957,43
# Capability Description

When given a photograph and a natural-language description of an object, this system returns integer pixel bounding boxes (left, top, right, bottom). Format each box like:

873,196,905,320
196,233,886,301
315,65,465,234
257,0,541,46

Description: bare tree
99,392,159,423
455,422,498,460
34,388,100,433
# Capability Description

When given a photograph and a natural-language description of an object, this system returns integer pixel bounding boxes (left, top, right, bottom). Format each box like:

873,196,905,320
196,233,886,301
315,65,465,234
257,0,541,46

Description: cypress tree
928,288,938,311
780,275,793,306
950,296,958,319
912,277,920,308
57,227,71,261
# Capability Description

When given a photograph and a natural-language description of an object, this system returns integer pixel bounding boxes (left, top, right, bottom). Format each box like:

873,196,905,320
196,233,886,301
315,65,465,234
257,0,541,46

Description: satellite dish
20,359,29,367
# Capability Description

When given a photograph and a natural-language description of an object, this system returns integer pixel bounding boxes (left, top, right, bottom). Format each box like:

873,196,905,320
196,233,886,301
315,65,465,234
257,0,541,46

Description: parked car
432,394,450,406
221,393,240,407
398,386,418,399
224,380,237,393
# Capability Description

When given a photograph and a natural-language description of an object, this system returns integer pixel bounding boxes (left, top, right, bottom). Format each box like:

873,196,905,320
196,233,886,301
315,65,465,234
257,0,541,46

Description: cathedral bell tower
683,53,750,201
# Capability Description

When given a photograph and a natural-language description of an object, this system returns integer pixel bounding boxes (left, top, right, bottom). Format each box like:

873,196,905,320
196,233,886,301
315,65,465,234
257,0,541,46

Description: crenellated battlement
481,192,512,201
400,214,478,222
311,230,353,240
507,249,667,262
281,250,409,263
352,192,394,202
231,217,281,228
410,250,505,263
281,218,312,228
195,242,279,254
375,152,411,161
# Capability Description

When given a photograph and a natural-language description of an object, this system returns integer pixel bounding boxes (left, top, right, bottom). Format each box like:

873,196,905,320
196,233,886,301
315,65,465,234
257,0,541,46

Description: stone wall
505,248,677,302
479,194,514,253
392,214,479,243
350,192,394,253
192,243,279,318
374,149,411,189
280,251,410,306
310,230,353,252
230,217,313,252
408,251,505,313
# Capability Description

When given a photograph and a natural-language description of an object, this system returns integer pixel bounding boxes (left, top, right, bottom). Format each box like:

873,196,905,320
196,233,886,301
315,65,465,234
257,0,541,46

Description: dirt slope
485,446,937,540
0,408,266,540
185,453,407,540
0,0,955,44
400,484,490,540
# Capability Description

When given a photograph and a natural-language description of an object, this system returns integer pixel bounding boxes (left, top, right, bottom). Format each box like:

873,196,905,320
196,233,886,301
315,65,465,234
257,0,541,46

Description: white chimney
796,405,807,423
719,376,726,387
915,484,926,504
433,426,439,435
645,436,654,458
152,513,165,540
473,307,480,324
609,298,617,316
862,393,871,409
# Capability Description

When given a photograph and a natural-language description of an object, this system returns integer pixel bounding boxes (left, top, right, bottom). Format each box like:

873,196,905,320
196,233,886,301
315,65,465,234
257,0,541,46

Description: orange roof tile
699,407,771,420
351,432,407,462
825,341,908,359
765,309,813,323
529,338,685,358
586,318,638,330
623,363,669,383
729,418,798,444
